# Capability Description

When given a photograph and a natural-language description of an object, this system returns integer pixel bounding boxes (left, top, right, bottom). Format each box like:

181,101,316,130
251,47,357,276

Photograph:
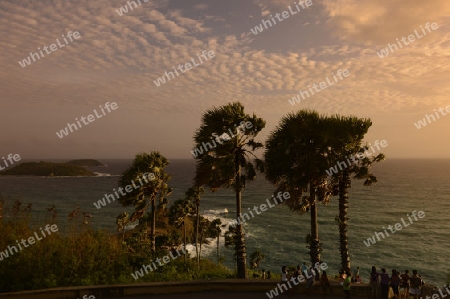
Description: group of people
280,262,326,295
278,263,358,298
278,264,425,299
339,267,363,284
370,267,425,299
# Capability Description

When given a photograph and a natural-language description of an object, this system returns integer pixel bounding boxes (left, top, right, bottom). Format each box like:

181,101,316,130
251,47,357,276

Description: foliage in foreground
0,201,232,293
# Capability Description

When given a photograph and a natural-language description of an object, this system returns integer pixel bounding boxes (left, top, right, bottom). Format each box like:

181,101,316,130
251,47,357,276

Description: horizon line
15,157,450,161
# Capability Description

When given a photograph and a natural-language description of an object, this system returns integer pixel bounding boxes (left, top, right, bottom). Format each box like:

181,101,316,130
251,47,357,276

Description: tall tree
193,102,265,278
208,218,222,264
116,212,130,243
264,110,332,265
249,250,265,270
325,115,385,272
118,152,172,253
185,186,204,271
169,198,194,268
197,217,209,261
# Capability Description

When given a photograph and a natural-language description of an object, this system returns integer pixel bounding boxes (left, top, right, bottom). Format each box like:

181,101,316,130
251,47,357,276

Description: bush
0,201,232,293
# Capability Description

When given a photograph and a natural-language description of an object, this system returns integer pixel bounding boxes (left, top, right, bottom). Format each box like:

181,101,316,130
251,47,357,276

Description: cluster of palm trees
168,187,222,269
264,110,384,273
116,102,385,279
193,103,384,278
115,153,222,271
116,152,172,253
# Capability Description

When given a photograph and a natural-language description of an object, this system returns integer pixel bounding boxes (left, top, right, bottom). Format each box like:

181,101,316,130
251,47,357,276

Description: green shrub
0,202,232,293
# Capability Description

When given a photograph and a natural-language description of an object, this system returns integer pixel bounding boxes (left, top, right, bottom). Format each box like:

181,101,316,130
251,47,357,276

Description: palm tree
249,249,265,270
264,110,332,265
224,224,238,262
185,186,204,271
118,152,172,253
325,115,385,272
193,102,265,278
197,217,209,261
208,218,222,264
116,212,130,242
169,198,194,268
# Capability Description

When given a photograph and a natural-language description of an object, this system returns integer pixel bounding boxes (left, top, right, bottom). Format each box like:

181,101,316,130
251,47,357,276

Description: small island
0,161,97,176
66,159,106,167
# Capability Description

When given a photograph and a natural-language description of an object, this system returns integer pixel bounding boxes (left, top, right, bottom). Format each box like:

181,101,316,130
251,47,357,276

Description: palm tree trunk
199,230,203,263
184,219,187,269
196,205,200,271
309,182,321,265
235,155,247,279
217,235,220,264
150,199,156,253
339,171,351,272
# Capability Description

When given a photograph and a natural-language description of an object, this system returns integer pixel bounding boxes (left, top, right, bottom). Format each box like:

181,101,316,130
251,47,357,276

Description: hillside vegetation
66,159,105,167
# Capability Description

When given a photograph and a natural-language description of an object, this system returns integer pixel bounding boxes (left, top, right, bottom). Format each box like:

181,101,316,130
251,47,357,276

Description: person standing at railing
391,269,401,299
343,271,352,299
400,270,410,299
370,266,380,299
380,268,390,299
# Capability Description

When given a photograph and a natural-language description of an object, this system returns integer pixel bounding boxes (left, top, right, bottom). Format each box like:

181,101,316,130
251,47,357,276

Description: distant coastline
0,159,104,177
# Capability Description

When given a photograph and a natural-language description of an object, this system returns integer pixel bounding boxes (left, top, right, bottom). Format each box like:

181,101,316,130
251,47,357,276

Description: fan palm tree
193,102,266,278
116,212,130,242
325,115,385,272
208,218,222,264
169,198,194,268
264,110,332,265
249,249,265,270
224,224,238,261
197,217,209,261
118,152,172,253
185,186,204,271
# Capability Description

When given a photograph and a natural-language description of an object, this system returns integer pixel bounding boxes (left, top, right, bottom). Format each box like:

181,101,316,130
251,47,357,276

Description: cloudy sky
1,0,449,160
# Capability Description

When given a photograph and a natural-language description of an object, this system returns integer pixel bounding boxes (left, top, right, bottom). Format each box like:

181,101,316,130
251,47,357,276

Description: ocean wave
93,172,115,177
201,209,235,230
40,173,120,178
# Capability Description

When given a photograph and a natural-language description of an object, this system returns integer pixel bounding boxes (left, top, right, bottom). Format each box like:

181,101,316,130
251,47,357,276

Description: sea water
0,159,448,286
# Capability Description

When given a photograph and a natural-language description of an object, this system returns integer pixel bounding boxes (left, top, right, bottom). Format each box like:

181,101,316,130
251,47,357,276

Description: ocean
0,159,449,286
